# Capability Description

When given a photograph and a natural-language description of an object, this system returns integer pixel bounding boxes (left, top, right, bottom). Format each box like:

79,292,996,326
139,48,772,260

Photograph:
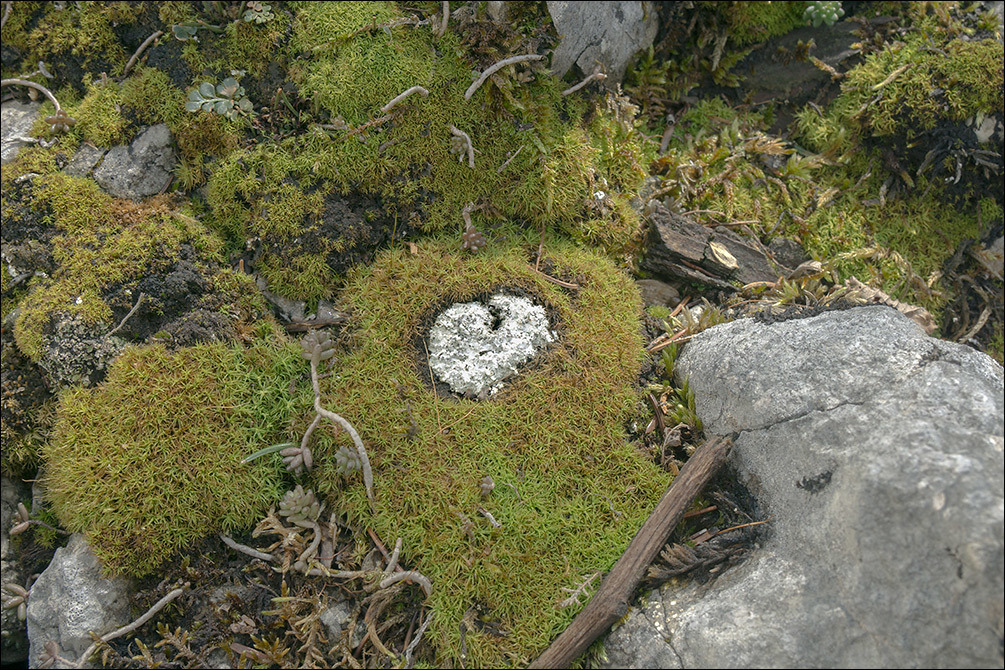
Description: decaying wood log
642,203,781,288
529,435,734,669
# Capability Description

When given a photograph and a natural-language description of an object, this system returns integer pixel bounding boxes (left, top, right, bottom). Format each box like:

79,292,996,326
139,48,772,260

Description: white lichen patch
428,293,555,397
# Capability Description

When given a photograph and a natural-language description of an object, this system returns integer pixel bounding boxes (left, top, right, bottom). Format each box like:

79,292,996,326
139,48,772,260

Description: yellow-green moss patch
44,331,304,577
206,3,654,301
652,99,988,320
11,175,222,361
311,233,671,666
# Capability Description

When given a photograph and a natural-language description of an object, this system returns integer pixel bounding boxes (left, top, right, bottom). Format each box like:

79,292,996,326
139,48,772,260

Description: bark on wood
529,435,734,669
642,203,780,288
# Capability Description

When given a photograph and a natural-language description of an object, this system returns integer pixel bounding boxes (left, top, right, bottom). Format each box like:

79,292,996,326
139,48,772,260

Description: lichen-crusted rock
547,1,659,85
428,293,555,397
1,101,40,165
598,305,1004,668
26,534,132,667
38,314,126,388
62,143,106,178
92,124,176,200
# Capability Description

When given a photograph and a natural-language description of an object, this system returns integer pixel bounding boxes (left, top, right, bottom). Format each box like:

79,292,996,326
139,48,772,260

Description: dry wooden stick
529,435,733,669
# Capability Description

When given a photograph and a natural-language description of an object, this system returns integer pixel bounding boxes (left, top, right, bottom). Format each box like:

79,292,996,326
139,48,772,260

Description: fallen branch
219,533,275,562
527,264,579,290
464,54,545,100
496,145,523,173
436,0,449,38
74,583,188,668
529,435,733,668
379,570,433,597
561,70,606,96
404,609,433,668
105,292,145,338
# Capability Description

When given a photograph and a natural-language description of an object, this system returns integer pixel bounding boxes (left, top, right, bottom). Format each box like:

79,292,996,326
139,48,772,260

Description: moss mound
203,2,650,303
43,331,305,577
310,233,672,666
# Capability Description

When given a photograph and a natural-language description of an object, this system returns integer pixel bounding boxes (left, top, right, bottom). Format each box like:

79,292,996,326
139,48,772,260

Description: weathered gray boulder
63,143,106,178
26,533,132,668
547,1,658,85
599,305,1004,668
1,101,41,165
92,124,175,200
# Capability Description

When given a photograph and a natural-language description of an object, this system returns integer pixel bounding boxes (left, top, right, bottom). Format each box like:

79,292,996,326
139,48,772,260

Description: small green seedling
186,78,253,120
804,1,844,27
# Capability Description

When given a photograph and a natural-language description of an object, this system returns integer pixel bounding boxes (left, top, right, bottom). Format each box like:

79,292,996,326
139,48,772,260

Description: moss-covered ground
309,232,671,666
0,1,1002,667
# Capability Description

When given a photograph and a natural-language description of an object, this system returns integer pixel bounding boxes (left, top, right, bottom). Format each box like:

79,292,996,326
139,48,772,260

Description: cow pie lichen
307,232,672,667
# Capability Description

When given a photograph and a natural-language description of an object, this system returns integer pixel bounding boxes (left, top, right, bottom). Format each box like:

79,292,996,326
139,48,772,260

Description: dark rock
1,330,52,440
256,276,306,322
636,279,680,308
160,308,236,347
136,261,208,315
1,239,55,279
1,43,21,69
767,237,810,272
1,477,32,665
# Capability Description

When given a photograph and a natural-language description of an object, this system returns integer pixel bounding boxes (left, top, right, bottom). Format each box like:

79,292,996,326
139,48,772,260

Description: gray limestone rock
547,1,658,85
636,279,680,309
427,293,555,397
92,124,176,200
63,143,106,178
599,305,1004,668
26,534,132,668
1,101,41,165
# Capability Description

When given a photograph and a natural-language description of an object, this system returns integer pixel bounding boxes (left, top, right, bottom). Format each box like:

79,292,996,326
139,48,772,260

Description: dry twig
1,78,62,111
465,54,545,100
123,30,163,77
381,85,429,114
73,584,188,668
561,70,606,96
436,0,449,38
